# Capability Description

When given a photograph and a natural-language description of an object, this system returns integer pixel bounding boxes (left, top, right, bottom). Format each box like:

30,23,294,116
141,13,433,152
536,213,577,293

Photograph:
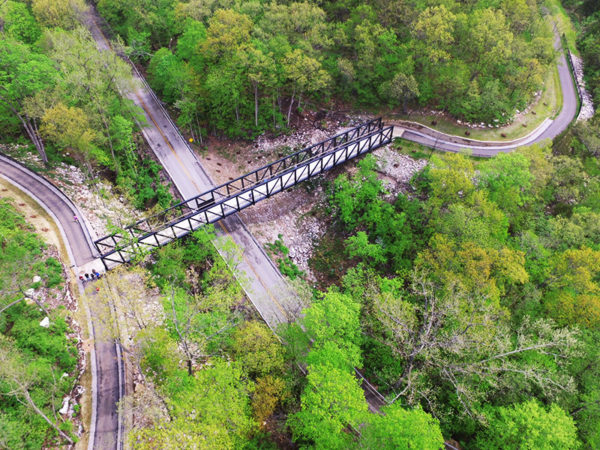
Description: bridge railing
94,118,383,255
98,125,393,267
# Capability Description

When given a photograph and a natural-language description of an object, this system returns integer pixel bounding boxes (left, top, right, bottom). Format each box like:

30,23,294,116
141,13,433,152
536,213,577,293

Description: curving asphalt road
0,154,123,450
391,30,578,157
0,155,95,265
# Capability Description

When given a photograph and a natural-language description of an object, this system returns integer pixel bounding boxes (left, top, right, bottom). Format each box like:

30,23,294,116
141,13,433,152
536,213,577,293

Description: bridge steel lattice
97,118,382,250
96,120,393,268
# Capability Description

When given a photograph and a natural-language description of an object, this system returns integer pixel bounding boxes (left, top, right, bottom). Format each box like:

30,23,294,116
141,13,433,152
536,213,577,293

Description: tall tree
360,403,444,450
282,48,330,125
370,270,578,420
31,0,87,30
43,27,137,172
40,103,103,172
245,46,277,128
0,1,41,44
303,290,363,369
288,363,368,449
131,360,255,449
378,71,419,112
0,335,74,445
413,5,456,64
0,39,57,163
476,400,580,449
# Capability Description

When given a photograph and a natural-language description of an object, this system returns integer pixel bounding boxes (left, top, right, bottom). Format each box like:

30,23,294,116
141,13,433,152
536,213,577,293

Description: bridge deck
97,123,393,268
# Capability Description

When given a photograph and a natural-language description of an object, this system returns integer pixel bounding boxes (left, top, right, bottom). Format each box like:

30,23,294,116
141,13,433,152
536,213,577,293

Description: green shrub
266,235,304,280
44,257,63,288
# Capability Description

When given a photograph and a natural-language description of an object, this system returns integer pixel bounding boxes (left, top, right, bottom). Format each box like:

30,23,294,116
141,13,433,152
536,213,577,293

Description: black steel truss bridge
95,119,393,268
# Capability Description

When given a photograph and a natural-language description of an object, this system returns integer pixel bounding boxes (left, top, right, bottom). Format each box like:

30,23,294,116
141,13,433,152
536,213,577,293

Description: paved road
0,154,122,450
87,8,302,330
538,33,578,141
392,30,578,157
0,155,95,265
92,333,122,450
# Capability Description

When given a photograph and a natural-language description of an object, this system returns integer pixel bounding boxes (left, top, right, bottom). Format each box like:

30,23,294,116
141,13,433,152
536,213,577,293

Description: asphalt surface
394,30,578,156
91,333,122,450
0,154,122,449
87,9,302,329
537,34,578,141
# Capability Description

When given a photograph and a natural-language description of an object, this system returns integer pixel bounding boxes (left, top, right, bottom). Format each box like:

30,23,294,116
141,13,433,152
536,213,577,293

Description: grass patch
391,137,433,160
545,0,578,53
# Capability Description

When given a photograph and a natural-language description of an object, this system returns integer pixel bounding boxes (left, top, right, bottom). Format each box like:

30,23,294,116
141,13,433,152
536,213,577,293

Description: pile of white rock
570,53,595,121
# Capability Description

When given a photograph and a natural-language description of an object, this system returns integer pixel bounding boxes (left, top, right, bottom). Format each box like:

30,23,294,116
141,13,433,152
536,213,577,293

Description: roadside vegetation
119,114,600,448
0,198,78,447
98,0,555,139
390,62,562,141
562,0,600,106
0,0,172,211
304,119,600,446
115,226,446,448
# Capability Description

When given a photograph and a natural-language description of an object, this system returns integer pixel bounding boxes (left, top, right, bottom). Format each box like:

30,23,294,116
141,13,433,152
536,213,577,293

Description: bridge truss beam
96,122,393,268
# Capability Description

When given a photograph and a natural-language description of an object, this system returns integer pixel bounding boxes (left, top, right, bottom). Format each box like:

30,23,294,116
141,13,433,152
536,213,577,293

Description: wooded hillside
97,0,555,137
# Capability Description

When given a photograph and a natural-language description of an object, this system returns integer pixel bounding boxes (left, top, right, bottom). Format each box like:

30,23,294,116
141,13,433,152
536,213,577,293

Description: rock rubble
570,53,595,121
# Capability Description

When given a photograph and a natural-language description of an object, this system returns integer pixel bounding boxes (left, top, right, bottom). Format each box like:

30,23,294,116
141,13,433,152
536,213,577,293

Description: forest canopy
97,0,555,138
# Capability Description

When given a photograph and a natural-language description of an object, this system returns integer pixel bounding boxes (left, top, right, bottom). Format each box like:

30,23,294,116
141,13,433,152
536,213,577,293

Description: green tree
98,0,178,48
413,5,456,64
0,335,74,445
369,269,577,420
378,71,419,111
332,155,384,229
203,59,246,136
288,363,368,449
148,47,190,104
345,231,387,267
252,375,286,428
260,1,330,53
136,326,182,384
549,247,600,294
175,19,207,66
31,0,87,30
202,9,253,59
435,191,509,248
549,156,588,210
303,290,362,368
479,152,533,226
43,27,137,172
283,48,331,125
231,321,284,377
360,403,444,450
245,45,277,128
468,8,513,70
0,39,58,163
40,103,104,170
476,400,580,450
427,153,476,211
0,1,41,44
132,359,255,449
